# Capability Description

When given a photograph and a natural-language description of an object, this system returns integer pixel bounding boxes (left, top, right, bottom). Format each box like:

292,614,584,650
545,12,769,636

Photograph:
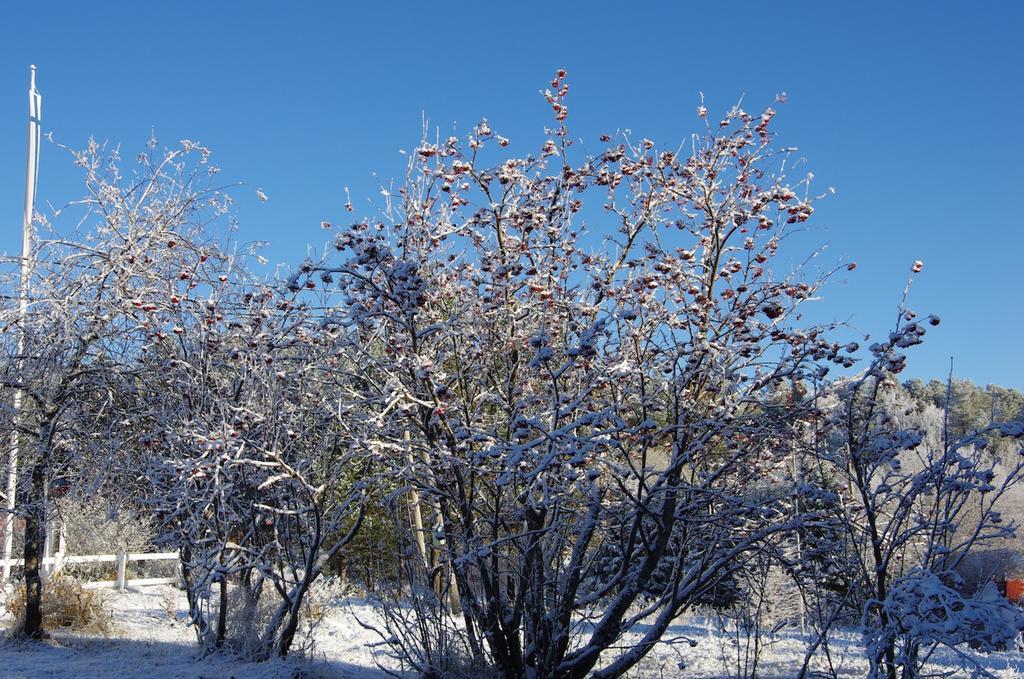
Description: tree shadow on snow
0,633,396,679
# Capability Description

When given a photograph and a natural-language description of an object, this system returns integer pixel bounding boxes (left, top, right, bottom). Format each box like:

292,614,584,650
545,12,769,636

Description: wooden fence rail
0,551,179,590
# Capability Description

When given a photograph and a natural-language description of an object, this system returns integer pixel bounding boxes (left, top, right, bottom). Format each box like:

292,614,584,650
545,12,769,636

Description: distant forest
903,378,1024,452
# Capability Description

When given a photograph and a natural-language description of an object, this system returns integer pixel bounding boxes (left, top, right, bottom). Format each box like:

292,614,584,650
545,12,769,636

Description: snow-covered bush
865,569,1024,678
307,71,860,677
217,573,345,660
371,578,496,679
808,308,1024,679
138,276,370,659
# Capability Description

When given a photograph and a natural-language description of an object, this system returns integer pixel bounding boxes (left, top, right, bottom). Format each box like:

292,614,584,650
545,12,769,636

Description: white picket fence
0,551,180,590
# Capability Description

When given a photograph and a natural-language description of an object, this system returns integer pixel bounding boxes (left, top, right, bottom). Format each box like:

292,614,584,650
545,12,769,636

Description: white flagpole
2,65,41,582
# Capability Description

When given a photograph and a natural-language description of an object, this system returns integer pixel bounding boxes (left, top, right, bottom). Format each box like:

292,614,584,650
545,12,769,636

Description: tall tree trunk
276,595,302,659
180,543,211,645
21,457,47,639
216,575,228,648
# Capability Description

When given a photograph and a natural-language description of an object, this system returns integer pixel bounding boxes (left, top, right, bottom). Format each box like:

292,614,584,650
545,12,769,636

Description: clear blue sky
1,1,1021,389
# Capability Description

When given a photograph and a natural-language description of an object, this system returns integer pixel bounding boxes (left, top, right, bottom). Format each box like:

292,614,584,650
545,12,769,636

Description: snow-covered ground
0,586,387,678
1,585,1022,678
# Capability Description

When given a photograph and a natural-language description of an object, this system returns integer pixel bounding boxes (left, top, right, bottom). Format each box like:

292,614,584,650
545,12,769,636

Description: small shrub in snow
4,575,111,635
865,569,1024,678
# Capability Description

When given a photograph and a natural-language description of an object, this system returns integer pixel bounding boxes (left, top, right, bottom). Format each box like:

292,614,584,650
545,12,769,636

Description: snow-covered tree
812,305,1024,679
137,261,369,659
0,137,233,638
306,72,857,677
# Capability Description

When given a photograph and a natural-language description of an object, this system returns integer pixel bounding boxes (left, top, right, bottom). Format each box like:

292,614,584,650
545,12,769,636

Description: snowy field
1,585,1023,678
